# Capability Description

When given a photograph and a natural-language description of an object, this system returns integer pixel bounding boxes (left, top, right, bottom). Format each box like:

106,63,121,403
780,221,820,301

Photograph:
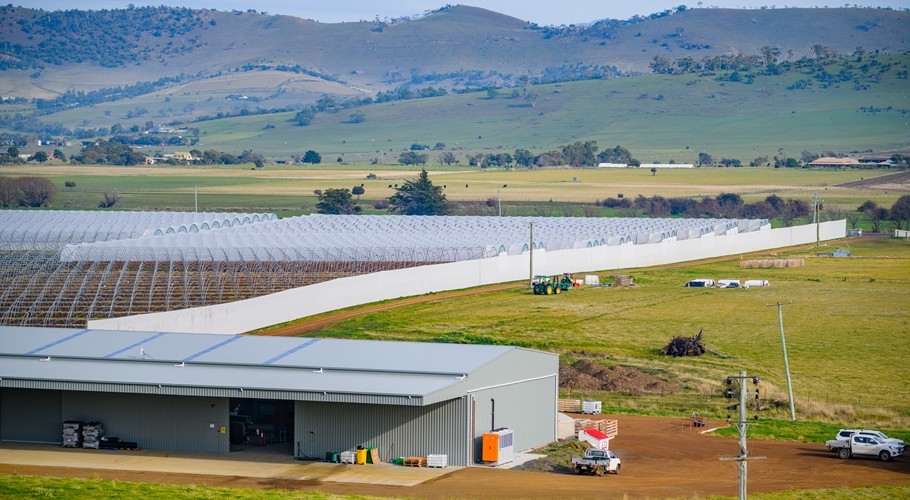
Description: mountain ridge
2,4,908,100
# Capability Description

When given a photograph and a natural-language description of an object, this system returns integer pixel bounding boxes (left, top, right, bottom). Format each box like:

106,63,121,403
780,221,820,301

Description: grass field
0,473,905,500
291,237,910,427
1,164,904,217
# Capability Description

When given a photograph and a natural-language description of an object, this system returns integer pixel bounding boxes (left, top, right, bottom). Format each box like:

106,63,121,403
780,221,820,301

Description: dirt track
2,414,907,498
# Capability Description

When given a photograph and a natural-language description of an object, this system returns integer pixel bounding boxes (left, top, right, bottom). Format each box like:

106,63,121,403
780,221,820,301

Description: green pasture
1,164,903,215
283,237,910,425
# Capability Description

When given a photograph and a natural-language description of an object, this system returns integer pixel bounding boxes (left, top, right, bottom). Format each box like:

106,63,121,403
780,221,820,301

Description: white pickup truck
571,448,621,476
825,433,902,461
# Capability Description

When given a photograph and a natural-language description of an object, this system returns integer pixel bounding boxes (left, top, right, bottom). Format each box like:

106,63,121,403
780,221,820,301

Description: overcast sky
18,1,910,26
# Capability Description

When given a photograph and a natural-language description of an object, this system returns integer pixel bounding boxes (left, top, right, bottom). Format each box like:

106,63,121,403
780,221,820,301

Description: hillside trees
388,169,448,215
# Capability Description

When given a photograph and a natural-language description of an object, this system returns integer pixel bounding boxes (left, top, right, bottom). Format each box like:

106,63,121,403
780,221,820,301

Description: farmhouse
0,326,558,466
808,157,861,168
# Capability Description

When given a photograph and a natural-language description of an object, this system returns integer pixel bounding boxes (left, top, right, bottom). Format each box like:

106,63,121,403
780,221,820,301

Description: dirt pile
559,360,678,395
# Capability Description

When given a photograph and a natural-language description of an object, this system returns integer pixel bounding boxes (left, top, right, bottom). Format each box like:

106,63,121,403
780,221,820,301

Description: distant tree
388,169,448,215
351,185,365,199
597,145,639,166
513,148,535,167
316,188,360,214
31,151,49,162
697,152,714,166
715,192,745,217
398,151,428,166
302,150,322,164
294,107,316,126
0,177,15,207
433,142,446,150
438,151,457,166
53,149,66,161
650,167,657,176
98,190,122,208
890,195,910,230
409,144,429,151
347,111,365,123
779,199,811,227
239,150,265,169
15,176,56,207
64,181,76,190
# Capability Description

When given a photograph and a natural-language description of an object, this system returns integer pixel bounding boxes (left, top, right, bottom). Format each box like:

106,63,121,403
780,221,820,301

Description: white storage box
339,450,356,464
582,400,602,414
427,454,448,468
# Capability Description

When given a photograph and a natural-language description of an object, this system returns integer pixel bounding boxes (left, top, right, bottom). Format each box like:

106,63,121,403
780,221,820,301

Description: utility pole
814,192,821,247
769,301,796,420
721,371,766,500
528,222,534,287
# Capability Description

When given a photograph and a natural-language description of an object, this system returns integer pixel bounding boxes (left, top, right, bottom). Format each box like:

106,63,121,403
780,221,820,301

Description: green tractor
532,275,561,295
558,273,576,291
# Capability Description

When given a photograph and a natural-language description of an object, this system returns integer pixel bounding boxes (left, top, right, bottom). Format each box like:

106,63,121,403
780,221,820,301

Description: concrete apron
0,442,457,487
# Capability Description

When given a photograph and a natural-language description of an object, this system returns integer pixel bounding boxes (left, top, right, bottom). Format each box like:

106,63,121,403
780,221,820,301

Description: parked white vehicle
835,429,905,453
571,448,621,476
826,434,902,461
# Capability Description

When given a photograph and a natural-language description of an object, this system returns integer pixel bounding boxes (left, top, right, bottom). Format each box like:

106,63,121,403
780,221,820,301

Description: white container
582,400,602,414
339,450,356,464
744,279,769,287
427,454,448,468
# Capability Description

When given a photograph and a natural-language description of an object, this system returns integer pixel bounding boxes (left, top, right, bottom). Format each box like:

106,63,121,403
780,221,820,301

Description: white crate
427,454,447,468
339,450,356,464
581,400,602,414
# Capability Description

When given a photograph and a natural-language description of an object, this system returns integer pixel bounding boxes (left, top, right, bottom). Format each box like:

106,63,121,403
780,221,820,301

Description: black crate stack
62,420,82,448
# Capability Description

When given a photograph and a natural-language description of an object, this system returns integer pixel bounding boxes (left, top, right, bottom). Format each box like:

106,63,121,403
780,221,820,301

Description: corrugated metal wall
469,375,558,462
295,397,470,466
0,388,62,443
62,391,230,453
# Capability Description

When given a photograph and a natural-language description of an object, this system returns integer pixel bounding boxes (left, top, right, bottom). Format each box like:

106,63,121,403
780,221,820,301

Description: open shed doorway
229,398,294,455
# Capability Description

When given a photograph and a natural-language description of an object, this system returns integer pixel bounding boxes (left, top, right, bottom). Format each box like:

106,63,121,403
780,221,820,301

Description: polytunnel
0,210,768,328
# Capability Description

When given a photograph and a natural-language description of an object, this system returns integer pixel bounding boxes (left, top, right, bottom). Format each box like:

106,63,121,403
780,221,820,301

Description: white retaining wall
89,220,845,334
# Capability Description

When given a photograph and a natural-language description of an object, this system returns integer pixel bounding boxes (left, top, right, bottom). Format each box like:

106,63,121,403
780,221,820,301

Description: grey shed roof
0,327,557,406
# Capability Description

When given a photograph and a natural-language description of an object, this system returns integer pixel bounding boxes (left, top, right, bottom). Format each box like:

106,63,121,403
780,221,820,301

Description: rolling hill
0,4,908,160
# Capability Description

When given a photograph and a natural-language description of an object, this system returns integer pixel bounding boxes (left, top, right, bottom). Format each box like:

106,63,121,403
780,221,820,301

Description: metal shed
0,327,558,466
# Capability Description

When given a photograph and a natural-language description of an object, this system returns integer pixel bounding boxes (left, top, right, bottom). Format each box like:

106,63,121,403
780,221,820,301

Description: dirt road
2,414,907,498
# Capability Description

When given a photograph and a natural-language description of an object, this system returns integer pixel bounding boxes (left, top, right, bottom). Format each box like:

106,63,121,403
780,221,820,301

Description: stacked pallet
402,456,427,467
557,399,581,412
62,421,82,448
82,422,104,449
574,418,619,436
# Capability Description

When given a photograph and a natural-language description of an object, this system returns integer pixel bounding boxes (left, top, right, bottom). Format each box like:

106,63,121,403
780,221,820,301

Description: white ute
826,433,902,461
571,448,621,476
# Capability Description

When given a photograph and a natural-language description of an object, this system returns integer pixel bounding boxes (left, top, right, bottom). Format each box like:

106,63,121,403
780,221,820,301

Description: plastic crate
427,454,447,468
339,450,355,464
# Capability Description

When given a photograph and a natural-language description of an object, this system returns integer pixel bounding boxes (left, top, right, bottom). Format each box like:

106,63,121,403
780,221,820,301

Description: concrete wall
89,220,845,334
